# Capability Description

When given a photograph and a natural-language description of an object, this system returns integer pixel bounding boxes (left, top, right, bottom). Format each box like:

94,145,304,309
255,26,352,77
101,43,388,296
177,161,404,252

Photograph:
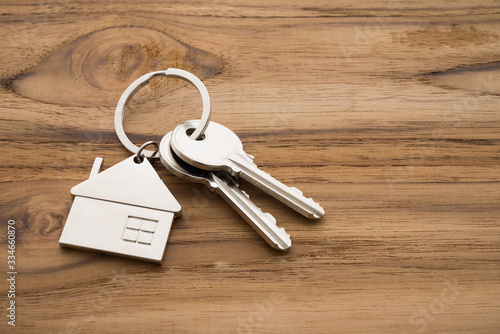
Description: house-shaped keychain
59,156,181,263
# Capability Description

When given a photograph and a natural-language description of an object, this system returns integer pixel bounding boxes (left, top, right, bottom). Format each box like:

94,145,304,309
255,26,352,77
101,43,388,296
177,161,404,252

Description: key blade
211,172,291,251
226,152,325,219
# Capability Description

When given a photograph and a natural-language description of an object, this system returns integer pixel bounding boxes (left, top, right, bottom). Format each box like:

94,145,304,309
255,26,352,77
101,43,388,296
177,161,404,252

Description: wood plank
0,1,499,332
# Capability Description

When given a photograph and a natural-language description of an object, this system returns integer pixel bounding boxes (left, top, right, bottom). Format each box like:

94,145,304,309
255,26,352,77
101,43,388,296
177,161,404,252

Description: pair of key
158,119,325,251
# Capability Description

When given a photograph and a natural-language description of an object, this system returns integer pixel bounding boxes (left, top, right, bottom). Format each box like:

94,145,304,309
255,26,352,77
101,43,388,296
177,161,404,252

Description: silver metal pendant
59,156,181,263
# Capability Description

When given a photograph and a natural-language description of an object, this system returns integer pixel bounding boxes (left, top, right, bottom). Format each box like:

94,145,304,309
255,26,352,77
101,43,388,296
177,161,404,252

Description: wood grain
0,1,499,333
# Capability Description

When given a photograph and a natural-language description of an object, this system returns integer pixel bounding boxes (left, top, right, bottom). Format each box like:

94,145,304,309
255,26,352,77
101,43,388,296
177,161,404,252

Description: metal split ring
135,141,159,163
114,68,211,159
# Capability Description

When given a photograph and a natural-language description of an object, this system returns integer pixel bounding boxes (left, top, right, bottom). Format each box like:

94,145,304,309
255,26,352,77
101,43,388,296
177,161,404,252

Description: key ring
135,141,159,163
114,68,211,159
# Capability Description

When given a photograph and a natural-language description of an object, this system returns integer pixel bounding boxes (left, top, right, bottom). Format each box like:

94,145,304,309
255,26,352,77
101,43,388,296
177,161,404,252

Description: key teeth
306,196,324,209
279,227,290,238
290,187,303,195
264,212,277,225
310,198,321,206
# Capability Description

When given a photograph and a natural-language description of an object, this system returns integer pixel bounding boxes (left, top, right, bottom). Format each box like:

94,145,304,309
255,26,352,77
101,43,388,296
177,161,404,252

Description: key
170,120,325,219
159,132,292,251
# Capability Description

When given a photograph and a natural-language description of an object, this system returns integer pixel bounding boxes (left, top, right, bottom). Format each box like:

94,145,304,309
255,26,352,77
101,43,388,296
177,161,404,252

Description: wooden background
1,0,499,333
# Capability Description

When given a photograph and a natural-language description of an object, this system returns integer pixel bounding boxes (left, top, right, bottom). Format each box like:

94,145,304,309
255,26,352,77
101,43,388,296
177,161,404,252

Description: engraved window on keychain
122,216,158,245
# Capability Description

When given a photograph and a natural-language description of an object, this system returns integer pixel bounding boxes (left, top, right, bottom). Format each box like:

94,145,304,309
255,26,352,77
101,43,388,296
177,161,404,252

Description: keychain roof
71,156,181,214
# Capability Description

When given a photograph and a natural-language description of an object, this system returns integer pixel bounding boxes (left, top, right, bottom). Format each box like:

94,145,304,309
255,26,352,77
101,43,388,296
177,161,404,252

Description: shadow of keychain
59,68,211,263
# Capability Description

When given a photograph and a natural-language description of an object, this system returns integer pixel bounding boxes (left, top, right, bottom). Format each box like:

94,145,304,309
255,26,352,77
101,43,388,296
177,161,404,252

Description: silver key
159,132,291,251
170,120,325,219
